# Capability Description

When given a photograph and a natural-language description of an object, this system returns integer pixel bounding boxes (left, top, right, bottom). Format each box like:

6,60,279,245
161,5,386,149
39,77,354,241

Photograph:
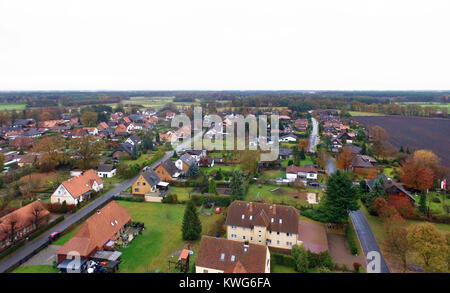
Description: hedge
346,225,359,255
113,196,145,202
191,194,233,207
272,252,296,268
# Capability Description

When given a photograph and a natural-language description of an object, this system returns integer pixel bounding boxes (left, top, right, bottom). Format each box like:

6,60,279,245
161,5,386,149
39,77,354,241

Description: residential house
278,148,292,160
132,169,161,196
351,155,377,170
50,170,104,205
0,201,50,251
112,142,134,159
225,201,300,250
125,134,142,147
21,129,42,138
280,134,297,142
97,122,109,131
175,153,197,171
97,164,117,178
366,174,416,207
286,165,318,182
294,118,308,131
9,137,35,149
83,127,99,136
198,157,214,168
56,201,131,264
114,124,128,136
196,236,270,273
154,160,180,182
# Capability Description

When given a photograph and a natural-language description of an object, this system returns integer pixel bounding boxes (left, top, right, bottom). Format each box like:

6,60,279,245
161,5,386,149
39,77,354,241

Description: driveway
326,156,337,175
21,245,61,266
327,233,365,269
349,210,390,273
0,130,204,273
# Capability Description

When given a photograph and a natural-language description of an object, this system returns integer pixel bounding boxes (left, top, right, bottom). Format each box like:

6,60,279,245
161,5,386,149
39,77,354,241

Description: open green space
12,265,59,273
0,103,27,111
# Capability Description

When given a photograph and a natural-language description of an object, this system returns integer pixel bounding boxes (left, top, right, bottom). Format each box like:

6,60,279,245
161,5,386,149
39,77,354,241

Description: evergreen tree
361,143,367,155
406,147,410,154
319,171,359,223
155,129,160,143
419,193,427,215
61,200,67,213
368,176,387,214
208,179,218,195
299,148,306,160
230,170,245,201
399,146,404,153
182,200,202,240
131,146,139,160
215,168,223,180
186,163,199,177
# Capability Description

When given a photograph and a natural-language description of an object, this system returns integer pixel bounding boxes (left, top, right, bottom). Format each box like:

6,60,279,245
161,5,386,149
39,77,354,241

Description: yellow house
132,170,161,196
224,201,301,250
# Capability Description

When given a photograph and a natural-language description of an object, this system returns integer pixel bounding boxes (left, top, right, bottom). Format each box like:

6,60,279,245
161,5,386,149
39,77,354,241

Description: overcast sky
0,0,449,91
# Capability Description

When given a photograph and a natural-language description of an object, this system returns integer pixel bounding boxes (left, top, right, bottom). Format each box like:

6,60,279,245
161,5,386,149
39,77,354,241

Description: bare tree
5,213,20,243
30,203,44,229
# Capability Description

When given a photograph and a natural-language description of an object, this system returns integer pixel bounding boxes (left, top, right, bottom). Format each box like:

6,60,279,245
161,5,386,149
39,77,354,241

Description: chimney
249,202,253,213
273,204,276,215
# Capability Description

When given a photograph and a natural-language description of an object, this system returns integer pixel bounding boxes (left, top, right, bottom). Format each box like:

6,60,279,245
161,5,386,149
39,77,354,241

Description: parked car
49,231,62,242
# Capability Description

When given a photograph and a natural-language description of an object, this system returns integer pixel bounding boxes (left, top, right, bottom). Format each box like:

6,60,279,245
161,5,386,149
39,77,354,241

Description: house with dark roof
56,201,131,264
97,164,117,178
225,201,301,250
175,153,197,171
131,169,161,196
112,142,134,159
278,148,292,160
125,134,142,146
351,155,377,170
286,165,318,182
195,236,270,273
154,160,179,182
366,174,416,206
280,133,297,142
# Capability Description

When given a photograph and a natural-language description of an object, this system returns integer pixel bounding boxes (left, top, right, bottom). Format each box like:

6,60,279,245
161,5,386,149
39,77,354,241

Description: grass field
246,183,310,206
12,265,59,273
117,201,224,273
53,224,82,245
396,102,450,110
0,103,27,111
108,96,201,111
348,111,386,116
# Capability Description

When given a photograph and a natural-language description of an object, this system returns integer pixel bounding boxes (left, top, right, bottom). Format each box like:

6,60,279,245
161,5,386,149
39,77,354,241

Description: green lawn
396,102,450,111
200,164,241,175
246,183,309,206
0,103,27,111
411,192,448,215
53,224,82,245
168,186,194,202
117,201,225,273
121,152,156,166
13,265,59,273
272,264,297,273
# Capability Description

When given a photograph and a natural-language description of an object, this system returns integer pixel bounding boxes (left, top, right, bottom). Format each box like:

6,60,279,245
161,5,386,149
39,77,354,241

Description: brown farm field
353,116,450,168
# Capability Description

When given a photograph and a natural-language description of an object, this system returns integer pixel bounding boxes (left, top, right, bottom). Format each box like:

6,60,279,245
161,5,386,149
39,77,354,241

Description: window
143,182,146,186
231,226,237,229
135,188,139,192
203,269,208,273
231,234,237,239
231,255,235,262
277,232,280,235
277,240,280,245
287,233,291,237
137,182,141,186
243,236,246,240
220,253,225,260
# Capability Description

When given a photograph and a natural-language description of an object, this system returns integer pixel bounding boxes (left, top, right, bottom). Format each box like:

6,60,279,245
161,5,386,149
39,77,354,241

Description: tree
80,110,98,126
336,146,354,170
367,176,387,214
208,179,218,195
186,163,199,177
5,213,20,243
317,149,328,170
299,147,306,160
182,200,202,240
215,168,223,180
319,171,359,223
61,200,67,213
400,156,434,191
0,111,11,126
407,223,448,272
70,136,104,170
383,215,410,272
30,202,44,229
240,150,258,176
419,193,427,215
32,136,66,172
230,170,245,201
291,244,309,273
0,153,5,171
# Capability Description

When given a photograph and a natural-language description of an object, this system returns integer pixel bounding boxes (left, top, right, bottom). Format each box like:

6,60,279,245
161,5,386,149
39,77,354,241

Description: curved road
0,130,204,273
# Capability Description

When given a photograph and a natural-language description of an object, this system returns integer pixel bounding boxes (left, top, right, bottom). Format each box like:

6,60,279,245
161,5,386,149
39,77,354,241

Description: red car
49,231,62,241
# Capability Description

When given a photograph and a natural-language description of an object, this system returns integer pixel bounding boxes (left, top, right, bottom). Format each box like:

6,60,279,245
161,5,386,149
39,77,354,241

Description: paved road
326,156,337,174
0,130,204,273
308,117,319,153
349,210,390,273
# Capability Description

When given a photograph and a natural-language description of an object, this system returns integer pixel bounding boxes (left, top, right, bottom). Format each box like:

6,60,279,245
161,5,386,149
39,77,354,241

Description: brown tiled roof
0,201,49,242
56,201,131,258
115,124,127,134
61,169,103,199
225,201,300,234
9,137,35,148
98,122,109,129
196,236,267,273
286,165,317,174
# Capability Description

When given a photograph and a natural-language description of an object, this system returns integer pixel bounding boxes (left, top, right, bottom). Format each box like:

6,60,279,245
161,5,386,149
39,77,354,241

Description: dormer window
249,215,253,220
220,253,225,261
279,219,282,224
271,218,274,223
231,255,235,262
241,214,245,219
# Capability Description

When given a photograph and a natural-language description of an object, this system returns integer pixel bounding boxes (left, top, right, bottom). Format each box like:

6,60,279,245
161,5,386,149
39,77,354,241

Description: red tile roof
61,169,103,199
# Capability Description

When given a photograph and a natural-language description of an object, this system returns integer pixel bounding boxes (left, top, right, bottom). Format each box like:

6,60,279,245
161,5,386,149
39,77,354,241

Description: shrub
162,193,178,204
391,198,415,219
272,253,296,268
346,225,358,255
353,262,362,272
112,196,145,202
431,197,441,203
191,194,232,207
